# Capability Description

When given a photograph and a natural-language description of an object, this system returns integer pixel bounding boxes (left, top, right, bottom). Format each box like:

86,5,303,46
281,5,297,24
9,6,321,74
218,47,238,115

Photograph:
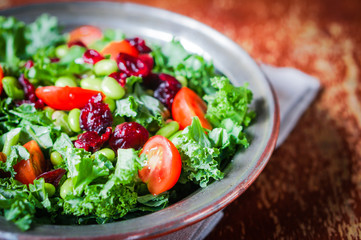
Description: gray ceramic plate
0,2,279,239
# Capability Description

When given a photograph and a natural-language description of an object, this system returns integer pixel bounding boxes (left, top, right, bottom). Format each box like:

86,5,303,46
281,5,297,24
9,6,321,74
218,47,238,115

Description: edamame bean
80,77,102,91
68,108,81,132
55,76,77,87
2,76,25,100
103,97,116,112
169,130,183,142
50,151,63,166
95,148,115,162
60,178,73,199
55,44,69,58
94,59,118,76
156,121,180,139
44,106,55,120
44,183,56,197
52,111,73,135
176,76,188,87
101,76,125,100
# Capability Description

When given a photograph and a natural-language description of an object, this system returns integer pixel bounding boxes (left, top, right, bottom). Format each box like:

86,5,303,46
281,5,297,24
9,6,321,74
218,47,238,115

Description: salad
0,15,255,231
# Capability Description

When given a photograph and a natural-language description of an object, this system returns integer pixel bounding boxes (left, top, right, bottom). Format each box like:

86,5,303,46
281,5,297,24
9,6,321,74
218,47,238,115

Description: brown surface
2,0,361,239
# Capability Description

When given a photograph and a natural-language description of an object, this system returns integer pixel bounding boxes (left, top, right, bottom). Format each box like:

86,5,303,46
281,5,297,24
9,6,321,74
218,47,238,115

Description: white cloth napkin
260,64,320,147
157,64,321,240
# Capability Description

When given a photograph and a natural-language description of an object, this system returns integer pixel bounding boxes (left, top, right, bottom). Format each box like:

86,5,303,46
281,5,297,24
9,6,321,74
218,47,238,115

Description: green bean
55,76,77,87
94,59,118,76
43,106,55,120
44,183,56,197
55,44,69,58
176,76,188,87
60,178,73,199
80,77,102,91
68,108,81,133
2,76,25,100
2,128,21,156
103,97,116,112
101,76,125,100
156,121,180,139
50,151,63,166
52,111,73,135
94,148,115,162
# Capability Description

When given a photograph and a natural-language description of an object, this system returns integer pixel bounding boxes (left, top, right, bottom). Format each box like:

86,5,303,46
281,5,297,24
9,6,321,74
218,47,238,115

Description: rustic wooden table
3,0,361,239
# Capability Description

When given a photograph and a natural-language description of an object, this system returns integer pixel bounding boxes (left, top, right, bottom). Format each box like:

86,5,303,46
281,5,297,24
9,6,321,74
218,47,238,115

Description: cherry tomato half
35,86,102,110
13,140,46,185
138,135,182,195
101,40,139,60
68,25,103,47
172,87,212,130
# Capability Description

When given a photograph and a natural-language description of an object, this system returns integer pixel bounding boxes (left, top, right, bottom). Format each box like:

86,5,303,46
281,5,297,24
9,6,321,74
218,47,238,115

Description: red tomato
138,135,182,195
0,64,3,94
101,40,139,60
14,140,46,185
68,25,103,46
172,87,212,130
35,86,102,110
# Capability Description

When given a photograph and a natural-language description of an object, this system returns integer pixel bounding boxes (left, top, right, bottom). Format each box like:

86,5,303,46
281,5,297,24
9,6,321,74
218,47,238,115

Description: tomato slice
35,86,102,110
172,87,212,130
101,40,139,60
0,64,3,94
68,25,103,46
14,140,46,185
139,135,182,195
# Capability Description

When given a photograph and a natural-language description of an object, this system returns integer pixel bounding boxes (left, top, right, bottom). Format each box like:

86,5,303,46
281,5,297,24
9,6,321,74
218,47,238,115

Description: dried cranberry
109,122,149,151
126,37,152,53
153,74,182,110
139,54,154,71
24,60,34,69
74,127,112,152
18,75,36,101
80,94,113,134
50,58,60,63
116,53,152,77
68,40,87,48
36,168,66,187
83,49,104,65
16,75,44,109
142,73,162,90
108,72,127,87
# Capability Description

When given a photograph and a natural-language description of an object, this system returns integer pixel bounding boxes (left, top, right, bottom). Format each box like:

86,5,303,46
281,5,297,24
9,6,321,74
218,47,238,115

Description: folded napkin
260,64,320,147
157,64,321,240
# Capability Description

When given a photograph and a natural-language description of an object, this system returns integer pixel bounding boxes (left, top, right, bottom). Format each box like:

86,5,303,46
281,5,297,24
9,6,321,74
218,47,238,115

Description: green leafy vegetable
0,14,64,75
172,117,223,187
53,134,113,195
152,40,217,96
0,16,26,74
25,14,64,56
0,178,58,231
115,84,168,130
204,76,255,129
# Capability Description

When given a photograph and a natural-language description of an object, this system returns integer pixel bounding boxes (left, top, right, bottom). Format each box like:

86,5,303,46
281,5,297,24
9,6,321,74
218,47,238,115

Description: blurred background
2,0,361,239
